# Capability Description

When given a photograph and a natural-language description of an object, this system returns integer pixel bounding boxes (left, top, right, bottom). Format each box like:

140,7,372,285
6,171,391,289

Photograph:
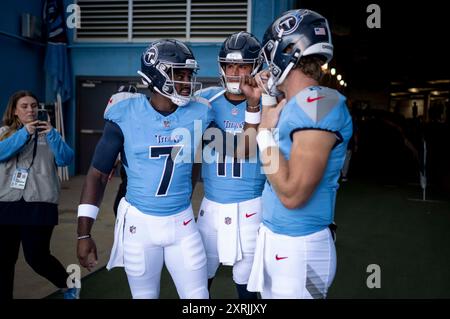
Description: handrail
0,30,46,47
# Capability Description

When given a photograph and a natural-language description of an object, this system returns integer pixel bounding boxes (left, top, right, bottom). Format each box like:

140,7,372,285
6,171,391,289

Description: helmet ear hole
282,44,294,54
163,85,173,94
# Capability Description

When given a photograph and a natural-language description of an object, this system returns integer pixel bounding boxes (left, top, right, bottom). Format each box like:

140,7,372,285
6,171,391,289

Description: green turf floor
49,178,450,299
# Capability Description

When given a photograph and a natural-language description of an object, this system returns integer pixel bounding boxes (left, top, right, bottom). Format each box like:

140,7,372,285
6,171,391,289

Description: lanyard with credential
16,131,38,170
10,131,39,190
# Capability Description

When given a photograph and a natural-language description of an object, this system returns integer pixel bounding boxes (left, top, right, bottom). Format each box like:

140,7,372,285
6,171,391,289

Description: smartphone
37,109,48,122
37,110,48,132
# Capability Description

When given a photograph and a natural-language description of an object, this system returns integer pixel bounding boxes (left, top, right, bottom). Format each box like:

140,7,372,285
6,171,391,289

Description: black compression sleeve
91,120,124,174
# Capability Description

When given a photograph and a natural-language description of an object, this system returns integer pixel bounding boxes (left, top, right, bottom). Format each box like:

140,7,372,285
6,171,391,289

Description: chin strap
208,89,226,103
137,70,152,88
226,82,241,94
154,86,190,106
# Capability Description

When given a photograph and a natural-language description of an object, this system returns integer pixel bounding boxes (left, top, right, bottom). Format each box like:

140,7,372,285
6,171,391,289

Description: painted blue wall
0,0,46,117
251,0,295,40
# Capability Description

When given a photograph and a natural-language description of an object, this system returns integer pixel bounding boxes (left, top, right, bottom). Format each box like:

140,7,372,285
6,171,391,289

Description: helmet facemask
218,52,261,95
159,61,202,106
217,32,262,95
260,32,298,96
139,60,201,107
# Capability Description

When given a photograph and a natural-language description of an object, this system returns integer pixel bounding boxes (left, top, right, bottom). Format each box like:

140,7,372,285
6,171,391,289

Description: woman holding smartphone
0,90,77,299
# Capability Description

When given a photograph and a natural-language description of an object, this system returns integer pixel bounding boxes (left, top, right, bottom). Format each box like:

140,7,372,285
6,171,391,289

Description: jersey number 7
150,145,183,196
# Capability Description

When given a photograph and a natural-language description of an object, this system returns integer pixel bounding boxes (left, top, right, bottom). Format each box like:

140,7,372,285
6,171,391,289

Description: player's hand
255,70,284,98
77,238,98,271
255,70,271,94
239,75,261,107
259,98,286,130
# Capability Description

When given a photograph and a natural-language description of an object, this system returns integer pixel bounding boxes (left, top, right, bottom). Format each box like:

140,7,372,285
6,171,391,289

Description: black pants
0,224,69,299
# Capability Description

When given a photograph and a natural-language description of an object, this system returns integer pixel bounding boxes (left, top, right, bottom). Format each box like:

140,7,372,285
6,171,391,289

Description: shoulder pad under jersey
191,95,212,109
195,86,225,101
295,86,343,123
104,92,142,118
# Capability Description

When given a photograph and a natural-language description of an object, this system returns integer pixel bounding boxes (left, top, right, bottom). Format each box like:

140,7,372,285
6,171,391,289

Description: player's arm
261,129,335,209
77,120,124,270
236,74,263,159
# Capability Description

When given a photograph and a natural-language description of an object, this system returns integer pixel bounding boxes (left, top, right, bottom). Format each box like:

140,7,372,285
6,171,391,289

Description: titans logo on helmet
276,15,301,35
275,10,311,35
144,47,158,66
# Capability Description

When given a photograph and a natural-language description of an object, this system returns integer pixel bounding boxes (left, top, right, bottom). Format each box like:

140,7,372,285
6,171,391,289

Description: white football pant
197,196,262,284
249,224,336,299
119,200,208,299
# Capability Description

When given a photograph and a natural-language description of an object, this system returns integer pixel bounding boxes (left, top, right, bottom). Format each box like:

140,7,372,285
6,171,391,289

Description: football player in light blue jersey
242,10,353,299
195,32,265,299
76,39,213,299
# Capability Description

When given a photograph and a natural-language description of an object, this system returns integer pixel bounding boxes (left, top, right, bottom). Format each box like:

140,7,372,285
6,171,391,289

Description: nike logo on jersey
306,96,325,103
183,218,193,226
275,254,288,261
245,212,257,218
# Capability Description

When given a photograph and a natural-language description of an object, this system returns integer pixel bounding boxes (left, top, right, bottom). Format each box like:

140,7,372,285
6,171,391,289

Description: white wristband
262,93,277,106
256,129,277,153
245,110,261,124
77,204,99,220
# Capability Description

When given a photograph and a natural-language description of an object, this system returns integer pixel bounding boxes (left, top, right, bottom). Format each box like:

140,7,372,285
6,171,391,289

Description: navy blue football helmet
138,39,200,106
218,32,262,94
261,9,333,95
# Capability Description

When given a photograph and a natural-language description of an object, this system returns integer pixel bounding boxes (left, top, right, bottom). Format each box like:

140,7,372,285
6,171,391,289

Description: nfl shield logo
200,209,204,217
129,225,136,234
163,120,170,128
231,108,238,116
225,217,232,225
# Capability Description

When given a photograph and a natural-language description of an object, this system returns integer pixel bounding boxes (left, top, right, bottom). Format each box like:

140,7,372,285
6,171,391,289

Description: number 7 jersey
104,92,214,216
